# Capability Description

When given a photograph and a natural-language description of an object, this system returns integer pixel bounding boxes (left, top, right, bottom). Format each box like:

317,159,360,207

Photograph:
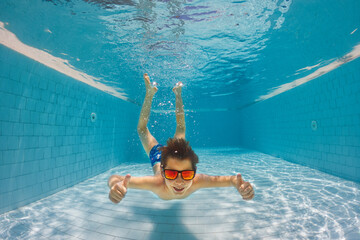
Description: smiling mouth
173,187,185,193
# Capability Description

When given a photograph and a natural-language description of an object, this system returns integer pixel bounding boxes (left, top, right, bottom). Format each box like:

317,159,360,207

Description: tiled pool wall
1,44,359,215
237,59,360,182
149,110,242,148
0,46,141,214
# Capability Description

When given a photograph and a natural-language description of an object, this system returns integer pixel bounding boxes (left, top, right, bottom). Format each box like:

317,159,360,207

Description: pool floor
1,148,359,239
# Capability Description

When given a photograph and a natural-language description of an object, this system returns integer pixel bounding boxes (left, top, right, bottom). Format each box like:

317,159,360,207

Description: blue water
1,0,360,239
0,148,360,239
1,148,359,239
1,0,359,110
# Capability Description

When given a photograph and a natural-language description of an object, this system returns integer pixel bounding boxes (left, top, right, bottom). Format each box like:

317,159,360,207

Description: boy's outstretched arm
108,174,160,204
195,173,255,200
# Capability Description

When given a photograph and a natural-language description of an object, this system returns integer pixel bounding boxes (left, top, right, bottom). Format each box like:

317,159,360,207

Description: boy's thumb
237,173,243,185
123,174,131,188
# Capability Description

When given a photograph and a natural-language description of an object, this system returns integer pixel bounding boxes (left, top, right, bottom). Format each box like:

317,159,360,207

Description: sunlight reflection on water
1,148,359,239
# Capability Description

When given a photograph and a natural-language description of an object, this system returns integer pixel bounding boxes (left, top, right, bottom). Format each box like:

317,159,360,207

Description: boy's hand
236,173,254,200
109,174,131,204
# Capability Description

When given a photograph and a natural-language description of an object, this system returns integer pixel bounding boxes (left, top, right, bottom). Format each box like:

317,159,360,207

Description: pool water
1,0,360,238
1,148,359,239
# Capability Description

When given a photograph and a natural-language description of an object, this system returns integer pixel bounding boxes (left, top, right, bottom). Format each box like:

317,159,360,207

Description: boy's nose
175,174,183,182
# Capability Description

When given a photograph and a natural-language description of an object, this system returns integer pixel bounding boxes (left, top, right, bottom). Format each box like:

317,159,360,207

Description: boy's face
162,157,194,196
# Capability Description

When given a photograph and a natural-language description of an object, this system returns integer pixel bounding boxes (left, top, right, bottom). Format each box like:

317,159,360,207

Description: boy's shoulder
148,174,165,189
189,173,208,190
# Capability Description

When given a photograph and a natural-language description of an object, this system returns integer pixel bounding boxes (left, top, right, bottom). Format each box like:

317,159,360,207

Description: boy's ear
160,165,164,176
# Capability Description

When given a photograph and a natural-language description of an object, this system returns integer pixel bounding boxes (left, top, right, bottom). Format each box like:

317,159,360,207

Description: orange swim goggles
162,168,196,180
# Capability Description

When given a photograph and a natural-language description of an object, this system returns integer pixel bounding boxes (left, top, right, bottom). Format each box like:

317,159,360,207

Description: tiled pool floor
1,148,360,239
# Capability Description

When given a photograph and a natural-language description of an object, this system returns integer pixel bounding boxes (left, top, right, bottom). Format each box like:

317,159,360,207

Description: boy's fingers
243,191,255,200
235,174,254,200
123,174,131,188
114,181,127,197
240,184,254,200
113,195,122,203
109,175,131,204
114,184,127,197
111,186,123,199
116,187,126,196
241,185,252,195
111,194,120,202
109,195,116,203
109,193,120,203
244,185,252,194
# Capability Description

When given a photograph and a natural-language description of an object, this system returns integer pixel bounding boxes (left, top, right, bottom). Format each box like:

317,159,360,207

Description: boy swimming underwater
108,73,254,203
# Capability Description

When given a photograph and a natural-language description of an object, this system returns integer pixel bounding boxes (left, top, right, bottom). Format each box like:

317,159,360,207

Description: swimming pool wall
148,109,242,148
0,46,142,214
236,59,360,183
1,44,359,215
